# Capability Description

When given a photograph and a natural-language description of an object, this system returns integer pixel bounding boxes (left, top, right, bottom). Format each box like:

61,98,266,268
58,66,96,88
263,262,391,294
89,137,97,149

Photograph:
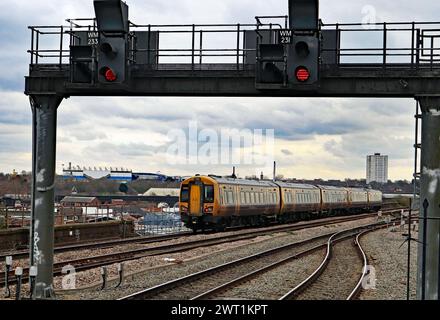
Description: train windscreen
204,185,214,203
180,185,189,202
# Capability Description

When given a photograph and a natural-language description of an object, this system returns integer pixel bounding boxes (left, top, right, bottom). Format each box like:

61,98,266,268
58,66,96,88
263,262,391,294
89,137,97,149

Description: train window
226,191,234,205
180,186,189,202
204,185,214,203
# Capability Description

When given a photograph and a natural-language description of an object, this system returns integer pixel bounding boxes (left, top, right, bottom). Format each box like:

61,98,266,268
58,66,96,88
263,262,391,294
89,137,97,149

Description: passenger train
179,175,383,232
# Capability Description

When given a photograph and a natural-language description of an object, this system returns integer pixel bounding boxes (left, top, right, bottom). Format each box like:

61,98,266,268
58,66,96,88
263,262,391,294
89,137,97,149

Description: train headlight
204,207,214,214
180,206,188,213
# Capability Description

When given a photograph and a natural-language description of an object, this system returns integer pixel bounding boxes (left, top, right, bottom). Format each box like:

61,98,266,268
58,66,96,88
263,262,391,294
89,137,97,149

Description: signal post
416,96,440,300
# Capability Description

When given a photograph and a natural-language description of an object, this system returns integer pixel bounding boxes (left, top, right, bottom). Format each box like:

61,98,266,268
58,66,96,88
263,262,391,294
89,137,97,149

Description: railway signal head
286,0,320,86
288,36,319,85
94,0,129,84
97,35,127,84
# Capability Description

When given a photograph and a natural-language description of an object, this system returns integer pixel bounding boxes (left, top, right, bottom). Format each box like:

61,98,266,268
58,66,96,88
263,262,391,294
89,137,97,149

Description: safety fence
27,17,440,70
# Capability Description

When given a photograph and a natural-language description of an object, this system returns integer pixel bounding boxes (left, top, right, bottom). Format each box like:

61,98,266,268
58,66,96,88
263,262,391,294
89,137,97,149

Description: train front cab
180,176,218,231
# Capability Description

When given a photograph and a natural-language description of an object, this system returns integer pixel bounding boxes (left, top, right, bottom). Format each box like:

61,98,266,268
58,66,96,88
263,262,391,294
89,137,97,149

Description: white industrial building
63,164,133,182
143,188,180,197
366,153,389,184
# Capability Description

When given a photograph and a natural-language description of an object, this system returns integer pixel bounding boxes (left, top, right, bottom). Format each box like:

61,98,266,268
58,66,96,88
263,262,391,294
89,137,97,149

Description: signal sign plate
87,32,99,46
278,30,293,44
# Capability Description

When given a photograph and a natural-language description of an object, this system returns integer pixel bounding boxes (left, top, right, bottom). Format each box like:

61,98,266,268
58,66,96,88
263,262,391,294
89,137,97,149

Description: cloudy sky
1,0,438,180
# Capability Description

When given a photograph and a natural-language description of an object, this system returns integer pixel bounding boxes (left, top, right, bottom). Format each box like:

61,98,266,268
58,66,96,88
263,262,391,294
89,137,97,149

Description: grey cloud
324,134,413,161
82,142,159,159
0,0,434,178
66,130,107,142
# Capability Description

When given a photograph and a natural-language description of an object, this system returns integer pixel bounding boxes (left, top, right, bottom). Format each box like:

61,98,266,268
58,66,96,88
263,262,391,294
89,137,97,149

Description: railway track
191,229,375,300
0,208,406,262
118,220,393,301
0,209,405,288
0,232,194,261
279,229,374,300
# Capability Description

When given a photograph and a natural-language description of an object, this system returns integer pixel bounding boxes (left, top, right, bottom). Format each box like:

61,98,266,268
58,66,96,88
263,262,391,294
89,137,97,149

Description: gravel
295,238,362,300
211,249,326,300
359,225,418,300
54,217,380,300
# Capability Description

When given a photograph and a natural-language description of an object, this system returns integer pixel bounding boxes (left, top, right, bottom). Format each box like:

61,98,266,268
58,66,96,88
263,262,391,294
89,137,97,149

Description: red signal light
295,67,310,82
104,68,117,82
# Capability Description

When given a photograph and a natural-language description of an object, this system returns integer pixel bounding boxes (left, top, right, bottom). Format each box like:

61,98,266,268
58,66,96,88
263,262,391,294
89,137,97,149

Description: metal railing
322,21,440,70
135,210,190,236
27,19,440,71
0,206,30,229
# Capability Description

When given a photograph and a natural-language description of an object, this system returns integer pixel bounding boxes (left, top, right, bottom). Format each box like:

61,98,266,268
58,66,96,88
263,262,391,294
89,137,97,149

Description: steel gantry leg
29,95,63,299
416,96,440,300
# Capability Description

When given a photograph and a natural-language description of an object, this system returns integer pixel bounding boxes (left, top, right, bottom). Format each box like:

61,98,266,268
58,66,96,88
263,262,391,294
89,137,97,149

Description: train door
189,183,202,216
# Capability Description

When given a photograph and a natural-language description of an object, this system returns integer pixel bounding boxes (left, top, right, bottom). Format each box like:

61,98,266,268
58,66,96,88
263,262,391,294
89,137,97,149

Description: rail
27,19,440,72
346,230,370,300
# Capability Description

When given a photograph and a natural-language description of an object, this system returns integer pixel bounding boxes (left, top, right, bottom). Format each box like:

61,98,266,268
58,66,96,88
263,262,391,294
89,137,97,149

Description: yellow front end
179,176,218,231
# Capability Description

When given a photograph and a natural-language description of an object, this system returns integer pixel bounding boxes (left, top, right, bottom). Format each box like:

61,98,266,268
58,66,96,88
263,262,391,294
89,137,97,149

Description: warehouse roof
60,196,98,204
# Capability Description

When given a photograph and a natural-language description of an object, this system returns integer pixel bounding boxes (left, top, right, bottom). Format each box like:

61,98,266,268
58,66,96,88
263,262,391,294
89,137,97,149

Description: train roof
317,185,348,191
207,176,279,187
345,187,369,192
184,176,382,194
275,182,320,190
